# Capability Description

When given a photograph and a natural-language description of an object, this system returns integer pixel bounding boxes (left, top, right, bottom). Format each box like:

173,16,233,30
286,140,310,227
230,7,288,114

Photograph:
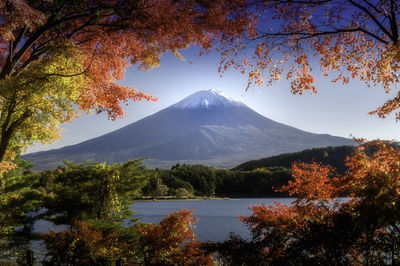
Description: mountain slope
234,145,356,174
23,90,354,169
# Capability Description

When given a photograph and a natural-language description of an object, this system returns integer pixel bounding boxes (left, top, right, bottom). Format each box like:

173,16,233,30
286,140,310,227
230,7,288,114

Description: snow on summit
173,89,244,109
23,88,354,170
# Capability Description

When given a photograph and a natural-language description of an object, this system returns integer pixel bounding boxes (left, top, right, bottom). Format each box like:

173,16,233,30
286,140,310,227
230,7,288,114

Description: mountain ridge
23,90,354,170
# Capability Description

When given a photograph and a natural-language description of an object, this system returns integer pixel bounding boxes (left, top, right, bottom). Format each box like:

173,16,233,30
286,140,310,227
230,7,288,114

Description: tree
41,160,149,226
137,209,213,265
0,158,45,262
221,0,400,119
214,167,291,196
42,210,212,265
208,141,400,265
41,220,133,266
170,164,217,196
0,0,252,166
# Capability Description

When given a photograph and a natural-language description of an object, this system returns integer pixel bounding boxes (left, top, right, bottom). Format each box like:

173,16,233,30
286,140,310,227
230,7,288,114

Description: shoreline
133,196,231,201
133,194,291,201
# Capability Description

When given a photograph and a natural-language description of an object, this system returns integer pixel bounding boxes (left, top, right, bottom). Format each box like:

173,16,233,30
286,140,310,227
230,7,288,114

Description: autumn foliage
137,209,213,265
279,161,340,201
220,0,400,119
1,0,251,117
207,140,400,265
41,210,212,265
0,0,253,165
41,220,130,265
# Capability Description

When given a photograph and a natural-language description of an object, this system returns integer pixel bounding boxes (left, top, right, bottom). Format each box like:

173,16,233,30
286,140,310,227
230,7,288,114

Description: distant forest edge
142,164,292,198
234,145,357,174
142,145,357,198
27,145,361,198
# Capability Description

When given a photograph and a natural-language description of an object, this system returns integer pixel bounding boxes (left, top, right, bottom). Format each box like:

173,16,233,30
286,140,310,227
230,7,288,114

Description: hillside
234,145,357,174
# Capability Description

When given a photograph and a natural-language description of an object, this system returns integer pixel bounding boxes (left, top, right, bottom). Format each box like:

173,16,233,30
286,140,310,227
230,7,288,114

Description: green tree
0,159,44,261
41,160,149,226
159,170,194,197
215,167,291,196
170,164,216,197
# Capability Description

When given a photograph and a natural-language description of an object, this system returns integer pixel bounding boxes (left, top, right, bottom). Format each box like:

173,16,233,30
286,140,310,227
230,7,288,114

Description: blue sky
27,48,400,154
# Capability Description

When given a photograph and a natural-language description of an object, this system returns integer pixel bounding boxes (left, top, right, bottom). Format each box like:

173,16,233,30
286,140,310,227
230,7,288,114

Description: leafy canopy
0,0,252,163
41,160,149,226
221,0,400,119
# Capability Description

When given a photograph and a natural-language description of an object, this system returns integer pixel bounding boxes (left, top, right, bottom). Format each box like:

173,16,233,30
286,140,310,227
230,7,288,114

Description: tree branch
347,0,394,42
0,26,48,79
12,26,28,52
2,100,15,138
27,69,88,85
271,0,330,4
7,110,32,133
0,2,148,79
389,0,399,43
4,27,28,71
251,27,389,45
16,51,44,76
361,0,382,14
0,7,100,79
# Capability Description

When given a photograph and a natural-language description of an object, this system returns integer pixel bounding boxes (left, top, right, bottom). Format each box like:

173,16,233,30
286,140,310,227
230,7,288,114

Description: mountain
23,89,355,170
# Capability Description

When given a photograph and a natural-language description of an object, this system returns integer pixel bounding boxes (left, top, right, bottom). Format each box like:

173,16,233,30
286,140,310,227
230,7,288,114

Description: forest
2,0,400,265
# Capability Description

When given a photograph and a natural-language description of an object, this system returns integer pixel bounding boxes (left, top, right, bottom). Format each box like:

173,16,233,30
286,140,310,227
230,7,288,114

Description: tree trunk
0,129,13,162
0,110,32,162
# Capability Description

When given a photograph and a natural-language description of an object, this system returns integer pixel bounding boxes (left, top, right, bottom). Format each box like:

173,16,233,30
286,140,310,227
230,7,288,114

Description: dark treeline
235,145,356,174
235,143,400,175
141,164,291,198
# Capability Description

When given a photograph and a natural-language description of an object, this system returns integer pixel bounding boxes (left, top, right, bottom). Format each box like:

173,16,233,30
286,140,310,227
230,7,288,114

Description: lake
29,198,293,260
130,198,294,242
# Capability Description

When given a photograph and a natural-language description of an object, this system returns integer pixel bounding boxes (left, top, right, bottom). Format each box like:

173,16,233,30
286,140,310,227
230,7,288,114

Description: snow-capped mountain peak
23,88,354,170
173,89,244,109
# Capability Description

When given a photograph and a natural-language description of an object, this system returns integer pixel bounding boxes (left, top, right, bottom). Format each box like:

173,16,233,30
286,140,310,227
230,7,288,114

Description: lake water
130,198,294,242
29,198,293,260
